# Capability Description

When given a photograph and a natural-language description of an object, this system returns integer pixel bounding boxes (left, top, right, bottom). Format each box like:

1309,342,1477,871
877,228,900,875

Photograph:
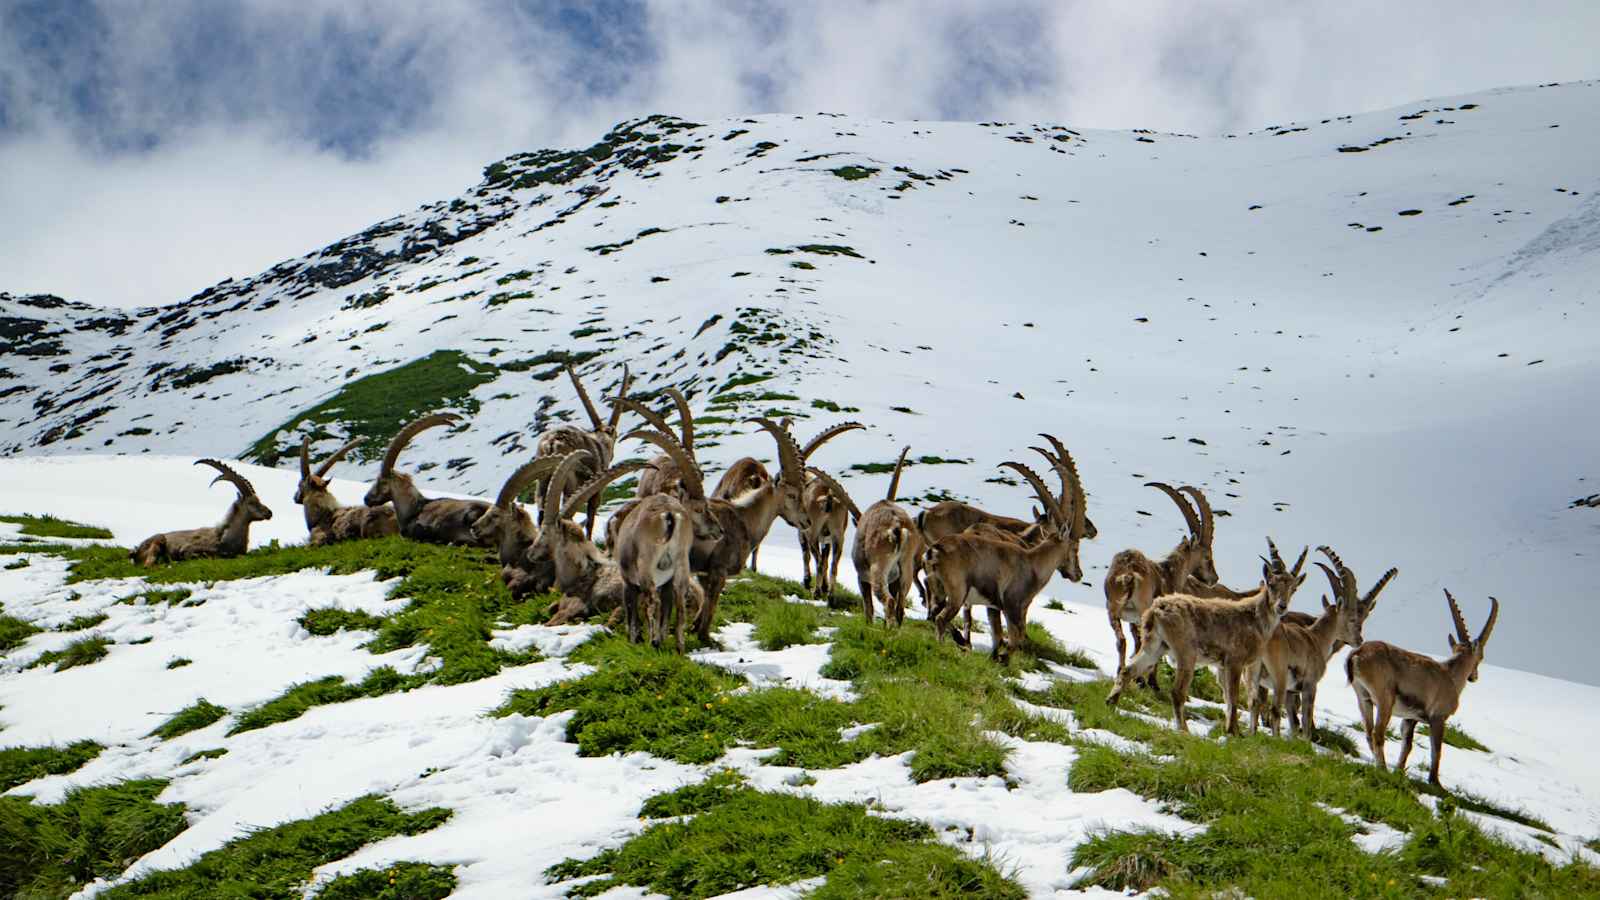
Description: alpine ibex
1249,547,1396,736
1346,590,1498,786
536,363,632,539
713,456,773,568
472,455,564,597
294,437,398,545
1108,539,1307,735
848,446,921,626
779,422,865,592
132,460,273,566
915,436,1099,549
630,388,696,499
616,492,696,651
923,447,1090,663
363,413,493,545
1104,482,1214,677
534,450,656,626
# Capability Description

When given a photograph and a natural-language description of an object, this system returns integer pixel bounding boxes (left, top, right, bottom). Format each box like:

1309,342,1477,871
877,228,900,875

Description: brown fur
851,447,919,626
295,437,399,546
535,363,632,539
363,413,492,545
132,460,273,566
713,457,773,568
616,494,695,651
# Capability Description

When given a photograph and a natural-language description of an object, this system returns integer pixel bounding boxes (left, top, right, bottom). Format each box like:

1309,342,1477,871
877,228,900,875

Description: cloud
1,0,1595,308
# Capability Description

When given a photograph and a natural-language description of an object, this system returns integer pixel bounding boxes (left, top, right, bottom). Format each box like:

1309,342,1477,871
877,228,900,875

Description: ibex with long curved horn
1109,539,1307,735
923,446,1090,663
630,388,696,499
471,455,565,597
849,446,920,626
1346,589,1498,786
363,413,492,545
294,437,398,545
132,460,273,566
536,363,633,539
1248,546,1396,738
1104,482,1214,677
775,422,866,591
534,450,659,625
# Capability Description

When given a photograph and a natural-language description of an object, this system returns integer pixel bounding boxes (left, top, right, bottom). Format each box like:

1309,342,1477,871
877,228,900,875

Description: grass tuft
31,635,110,671
317,862,458,900
298,607,387,635
149,698,228,740
57,612,108,631
0,741,104,792
751,597,824,650
0,779,187,899
0,514,114,540
229,668,425,735
1,613,42,653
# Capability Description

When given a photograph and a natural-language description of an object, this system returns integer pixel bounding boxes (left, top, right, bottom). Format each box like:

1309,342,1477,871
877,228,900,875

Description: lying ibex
294,437,398,545
132,460,273,566
535,450,656,626
537,363,632,539
1250,547,1396,736
1249,547,1395,738
849,446,920,626
364,413,493,545
1104,482,1214,677
472,455,564,597
1346,590,1498,786
1108,539,1307,735
616,492,696,651
924,448,1089,663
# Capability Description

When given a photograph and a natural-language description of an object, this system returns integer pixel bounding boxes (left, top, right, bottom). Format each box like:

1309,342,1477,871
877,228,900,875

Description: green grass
229,667,425,735
1,613,42,653
1,779,188,900
244,349,499,467
0,741,103,792
1022,622,1097,670
317,862,457,900
181,748,227,764
828,166,878,181
30,635,110,671
547,773,1024,899
298,607,386,635
166,657,192,669
118,587,193,606
149,698,228,740
99,795,451,899
750,597,825,650
809,398,860,413
57,612,108,631
0,514,114,540
5,557,29,569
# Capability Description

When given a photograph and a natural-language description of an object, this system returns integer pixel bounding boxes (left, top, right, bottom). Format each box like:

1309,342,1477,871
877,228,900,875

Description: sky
1,0,1596,309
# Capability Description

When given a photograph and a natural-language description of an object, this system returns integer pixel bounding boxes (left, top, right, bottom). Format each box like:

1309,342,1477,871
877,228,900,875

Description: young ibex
848,446,921,626
364,413,493,545
1249,547,1396,736
1108,539,1307,735
923,448,1090,663
537,363,633,539
1346,590,1498,786
472,455,564,598
1104,482,1214,677
294,437,398,545
615,492,696,651
132,460,273,566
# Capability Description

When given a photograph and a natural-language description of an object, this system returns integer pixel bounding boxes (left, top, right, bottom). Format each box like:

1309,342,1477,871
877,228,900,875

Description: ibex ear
1446,633,1458,652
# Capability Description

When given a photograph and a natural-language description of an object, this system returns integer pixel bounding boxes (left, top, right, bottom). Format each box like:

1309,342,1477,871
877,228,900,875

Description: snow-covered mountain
3,81,1597,683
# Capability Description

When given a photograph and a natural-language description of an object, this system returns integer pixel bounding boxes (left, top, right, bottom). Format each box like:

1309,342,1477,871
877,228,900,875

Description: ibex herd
129,360,1500,785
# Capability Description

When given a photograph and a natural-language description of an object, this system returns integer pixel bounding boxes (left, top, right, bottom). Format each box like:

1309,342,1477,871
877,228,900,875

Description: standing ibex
132,460,273,566
1249,547,1396,736
533,450,657,626
1346,590,1498,786
537,363,632,539
1104,482,1214,678
923,447,1089,663
472,455,564,597
779,422,865,592
1108,539,1307,735
364,413,492,545
616,492,696,651
849,446,921,626
294,437,398,545
713,457,773,568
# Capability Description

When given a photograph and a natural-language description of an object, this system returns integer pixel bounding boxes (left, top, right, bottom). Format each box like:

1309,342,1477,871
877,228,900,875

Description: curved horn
801,421,865,461
314,437,365,479
1290,546,1308,578
381,413,460,474
1314,562,1345,601
496,455,564,509
1444,589,1472,643
1043,436,1088,540
1000,461,1062,524
747,417,804,486
885,445,910,503
542,450,594,529
562,459,654,521
664,387,695,458
616,397,679,443
299,436,312,482
1316,545,1356,599
805,466,861,523
1147,482,1201,538
567,362,604,430
623,428,703,500
1477,596,1499,648
605,363,632,430
1180,486,1214,545
1030,445,1068,505
1362,568,1398,610
195,458,255,497
1265,537,1286,573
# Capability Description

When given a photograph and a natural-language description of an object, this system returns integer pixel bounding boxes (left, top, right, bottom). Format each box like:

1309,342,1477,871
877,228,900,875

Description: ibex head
1259,537,1309,613
197,458,273,523
1444,589,1499,682
569,362,632,445
999,449,1085,582
294,436,363,505
365,413,458,507
622,427,722,544
1314,545,1398,650
472,454,562,546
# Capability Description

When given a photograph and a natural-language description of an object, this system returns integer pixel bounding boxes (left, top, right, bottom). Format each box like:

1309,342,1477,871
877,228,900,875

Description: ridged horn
801,421,865,461
623,428,703,500
1041,435,1087,540
886,445,910,502
1000,461,1062,525
1181,486,1214,545
1444,589,1472,643
380,413,459,475
663,387,695,458
562,459,654,521
1477,596,1499,648
299,436,312,482
615,397,678,443
1314,562,1344,603
1363,568,1398,611
1266,536,1286,573
314,437,365,479
496,455,564,509
542,450,594,530
605,364,632,430
1147,482,1201,538
747,417,803,486
804,466,861,523
1316,545,1356,599
196,458,255,497
567,362,604,430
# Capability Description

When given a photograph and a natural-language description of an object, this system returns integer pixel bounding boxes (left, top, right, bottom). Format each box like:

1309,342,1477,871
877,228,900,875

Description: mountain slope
3,81,1598,681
